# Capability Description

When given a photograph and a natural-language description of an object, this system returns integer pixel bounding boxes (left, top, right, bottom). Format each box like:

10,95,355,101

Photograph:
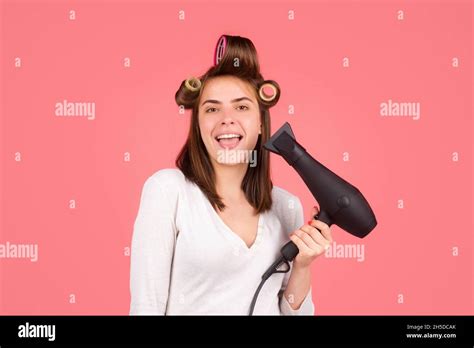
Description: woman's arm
282,263,312,310
129,174,178,315
279,205,333,315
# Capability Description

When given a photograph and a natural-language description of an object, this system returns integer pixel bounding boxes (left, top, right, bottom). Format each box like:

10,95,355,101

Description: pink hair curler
259,82,278,102
214,35,227,66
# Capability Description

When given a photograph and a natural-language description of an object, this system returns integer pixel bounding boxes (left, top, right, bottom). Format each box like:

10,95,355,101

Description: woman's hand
289,205,334,268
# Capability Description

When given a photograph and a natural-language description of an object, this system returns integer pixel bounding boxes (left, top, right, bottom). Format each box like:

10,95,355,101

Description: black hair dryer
264,122,378,262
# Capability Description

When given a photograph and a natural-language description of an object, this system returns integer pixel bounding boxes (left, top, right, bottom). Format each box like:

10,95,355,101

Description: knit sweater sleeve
129,172,179,315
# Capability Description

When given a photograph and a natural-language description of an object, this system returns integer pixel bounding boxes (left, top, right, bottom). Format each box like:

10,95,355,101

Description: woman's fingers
309,219,333,243
309,205,333,242
289,205,334,267
310,205,320,219
294,228,321,252
289,231,314,256
301,225,330,251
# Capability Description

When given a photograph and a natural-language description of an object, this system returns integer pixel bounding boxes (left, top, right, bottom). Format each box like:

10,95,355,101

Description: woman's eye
205,105,248,113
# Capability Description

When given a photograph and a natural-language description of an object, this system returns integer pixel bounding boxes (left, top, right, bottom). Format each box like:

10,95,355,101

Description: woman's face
198,75,261,167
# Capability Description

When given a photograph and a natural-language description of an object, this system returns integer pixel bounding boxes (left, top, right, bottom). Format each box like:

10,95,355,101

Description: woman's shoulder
142,168,187,194
148,168,185,185
271,185,302,209
270,185,304,233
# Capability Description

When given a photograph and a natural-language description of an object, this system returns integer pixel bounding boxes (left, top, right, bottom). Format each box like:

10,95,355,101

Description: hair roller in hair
258,81,278,102
184,77,202,92
214,35,227,66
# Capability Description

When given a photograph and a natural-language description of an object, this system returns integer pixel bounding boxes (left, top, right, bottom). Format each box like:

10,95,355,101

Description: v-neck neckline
203,193,265,252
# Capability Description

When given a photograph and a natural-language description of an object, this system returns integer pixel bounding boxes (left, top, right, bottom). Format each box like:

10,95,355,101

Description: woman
129,35,333,315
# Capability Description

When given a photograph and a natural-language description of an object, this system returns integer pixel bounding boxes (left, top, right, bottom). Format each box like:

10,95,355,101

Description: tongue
218,137,240,148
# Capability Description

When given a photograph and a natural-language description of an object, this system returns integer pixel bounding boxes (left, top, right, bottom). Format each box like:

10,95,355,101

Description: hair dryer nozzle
263,122,307,166
263,122,295,155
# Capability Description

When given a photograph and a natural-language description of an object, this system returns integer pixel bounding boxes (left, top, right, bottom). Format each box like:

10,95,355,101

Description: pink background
1,0,472,315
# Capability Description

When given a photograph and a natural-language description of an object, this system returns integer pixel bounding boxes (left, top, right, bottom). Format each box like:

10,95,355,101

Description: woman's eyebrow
201,97,254,106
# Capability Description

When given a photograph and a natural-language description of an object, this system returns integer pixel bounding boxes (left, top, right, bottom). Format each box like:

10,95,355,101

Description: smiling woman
129,34,321,315
175,37,280,213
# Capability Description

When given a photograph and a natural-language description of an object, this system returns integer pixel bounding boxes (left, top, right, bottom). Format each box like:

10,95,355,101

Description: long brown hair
174,35,281,214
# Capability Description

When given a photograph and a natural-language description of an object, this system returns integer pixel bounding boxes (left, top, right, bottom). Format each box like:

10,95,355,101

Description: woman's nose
221,118,235,125
220,109,236,125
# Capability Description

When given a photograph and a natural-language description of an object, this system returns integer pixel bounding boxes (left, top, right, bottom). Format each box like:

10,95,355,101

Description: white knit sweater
129,168,314,315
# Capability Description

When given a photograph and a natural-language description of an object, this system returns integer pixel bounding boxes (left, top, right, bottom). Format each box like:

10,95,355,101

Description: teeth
216,134,241,140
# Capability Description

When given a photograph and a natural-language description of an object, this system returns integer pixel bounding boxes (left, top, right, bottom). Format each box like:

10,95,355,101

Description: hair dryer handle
280,209,332,262
314,209,332,227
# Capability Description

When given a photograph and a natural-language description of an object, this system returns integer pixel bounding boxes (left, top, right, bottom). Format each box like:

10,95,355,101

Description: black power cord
248,240,300,315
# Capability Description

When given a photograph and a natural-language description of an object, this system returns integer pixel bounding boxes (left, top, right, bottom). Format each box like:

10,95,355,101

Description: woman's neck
214,162,248,205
